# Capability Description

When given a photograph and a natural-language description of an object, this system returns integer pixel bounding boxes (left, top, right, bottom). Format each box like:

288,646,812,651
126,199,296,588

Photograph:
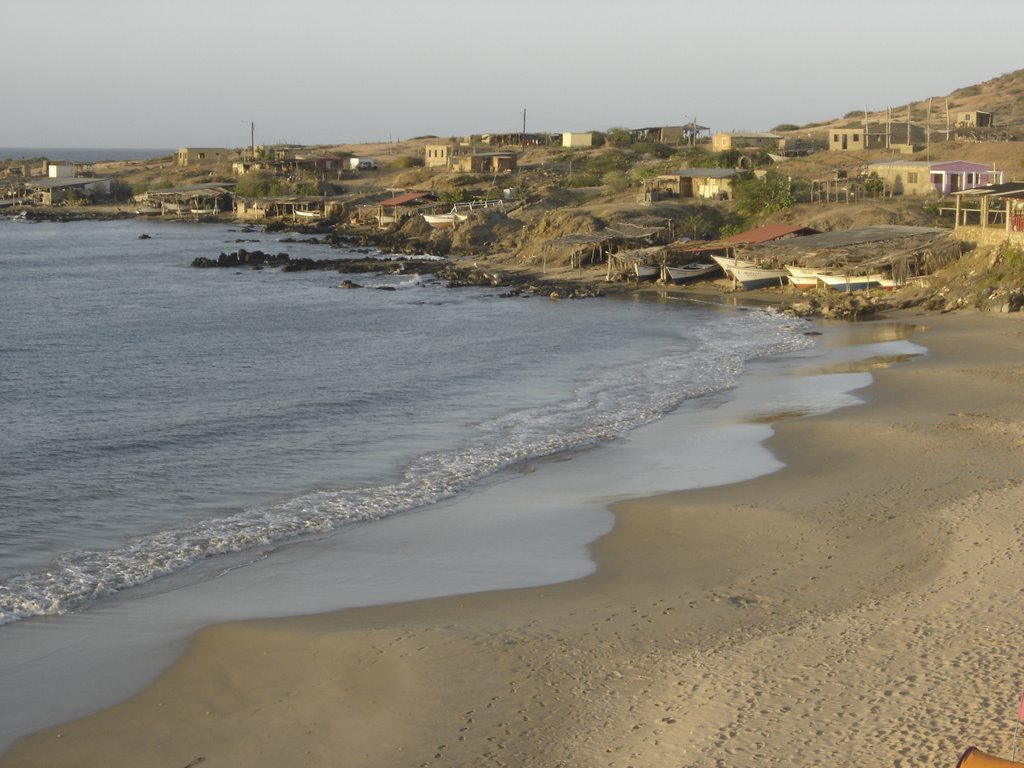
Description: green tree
679,212,710,240
864,171,884,199
233,171,288,198
604,127,633,146
732,171,794,222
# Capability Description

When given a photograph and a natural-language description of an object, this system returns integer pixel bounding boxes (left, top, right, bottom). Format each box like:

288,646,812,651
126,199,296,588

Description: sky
4,0,1022,149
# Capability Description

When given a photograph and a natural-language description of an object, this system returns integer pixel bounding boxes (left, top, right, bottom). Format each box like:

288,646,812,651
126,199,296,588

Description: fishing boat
423,199,504,229
633,262,659,281
134,206,162,216
664,262,720,283
817,273,884,292
422,211,468,228
294,208,323,219
785,265,832,291
711,254,755,279
730,265,789,290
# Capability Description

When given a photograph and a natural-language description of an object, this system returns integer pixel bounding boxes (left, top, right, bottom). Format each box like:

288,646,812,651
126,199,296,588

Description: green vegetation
771,123,800,133
864,172,884,199
603,127,632,147
234,172,317,198
391,155,423,169
563,149,632,188
731,171,795,223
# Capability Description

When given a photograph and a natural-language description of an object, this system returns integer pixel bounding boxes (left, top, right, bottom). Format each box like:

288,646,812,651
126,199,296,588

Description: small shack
652,169,737,200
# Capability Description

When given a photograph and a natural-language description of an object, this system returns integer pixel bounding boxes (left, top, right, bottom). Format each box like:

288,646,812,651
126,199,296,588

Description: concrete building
867,160,1002,196
561,132,594,148
955,111,994,128
711,132,784,153
176,147,233,167
652,169,737,200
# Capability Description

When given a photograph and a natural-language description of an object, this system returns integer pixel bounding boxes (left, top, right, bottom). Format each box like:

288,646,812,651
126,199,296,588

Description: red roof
378,191,436,207
719,224,818,245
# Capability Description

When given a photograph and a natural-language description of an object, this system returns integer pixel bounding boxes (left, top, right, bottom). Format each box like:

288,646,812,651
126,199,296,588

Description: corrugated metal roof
720,224,818,245
378,191,435,207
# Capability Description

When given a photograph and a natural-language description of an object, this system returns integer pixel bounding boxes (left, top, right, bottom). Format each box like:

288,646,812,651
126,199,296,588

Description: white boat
294,208,323,219
817,273,884,292
422,212,469,228
634,263,659,281
711,254,755,279
785,265,832,291
134,206,162,216
730,265,789,290
664,262,720,283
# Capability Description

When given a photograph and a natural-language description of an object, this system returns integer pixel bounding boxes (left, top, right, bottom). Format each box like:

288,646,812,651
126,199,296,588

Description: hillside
8,69,1024,317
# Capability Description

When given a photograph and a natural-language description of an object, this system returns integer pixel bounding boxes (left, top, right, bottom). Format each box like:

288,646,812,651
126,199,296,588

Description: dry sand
5,309,1024,767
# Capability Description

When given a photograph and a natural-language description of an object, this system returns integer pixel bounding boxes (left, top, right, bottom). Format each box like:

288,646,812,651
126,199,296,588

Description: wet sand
4,309,1024,767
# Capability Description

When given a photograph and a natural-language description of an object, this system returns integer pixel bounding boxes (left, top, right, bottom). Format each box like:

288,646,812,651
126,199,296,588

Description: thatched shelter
734,225,958,283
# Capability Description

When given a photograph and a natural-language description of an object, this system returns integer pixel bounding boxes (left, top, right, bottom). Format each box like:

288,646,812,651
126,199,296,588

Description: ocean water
0,216,820,627
0,215,933,748
0,147,173,163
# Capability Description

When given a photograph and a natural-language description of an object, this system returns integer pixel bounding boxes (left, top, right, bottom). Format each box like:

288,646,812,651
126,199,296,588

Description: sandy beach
4,308,1024,767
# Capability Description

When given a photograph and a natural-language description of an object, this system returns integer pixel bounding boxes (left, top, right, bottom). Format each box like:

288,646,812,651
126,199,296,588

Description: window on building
852,134,860,142
907,172,918,184
833,134,839,142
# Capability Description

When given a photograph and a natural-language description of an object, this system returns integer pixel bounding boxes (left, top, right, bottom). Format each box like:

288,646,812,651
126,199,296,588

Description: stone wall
951,226,1024,249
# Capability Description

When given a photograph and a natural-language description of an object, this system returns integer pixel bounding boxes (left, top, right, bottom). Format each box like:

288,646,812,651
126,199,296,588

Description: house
652,169,737,200
176,147,233,167
955,111,993,128
562,132,594,148
711,132,784,153
451,152,518,174
424,144,456,168
829,123,925,152
867,160,1002,196
631,124,711,145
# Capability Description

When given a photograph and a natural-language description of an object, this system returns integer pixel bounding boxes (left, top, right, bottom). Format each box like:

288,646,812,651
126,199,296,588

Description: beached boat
423,199,504,229
134,206,162,216
711,254,755,279
634,263,659,281
730,265,789,290
817,273,884,292
664,262,720,283
294,208,323,219
422,212,469,228
785,265,832,291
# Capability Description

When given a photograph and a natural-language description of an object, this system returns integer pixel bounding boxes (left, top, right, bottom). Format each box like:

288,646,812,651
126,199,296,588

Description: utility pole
522,108,527,147
251,122,255,160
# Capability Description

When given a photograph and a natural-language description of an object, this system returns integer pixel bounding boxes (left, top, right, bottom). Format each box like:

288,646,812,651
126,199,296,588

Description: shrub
392,155,423,169
772,124,800,133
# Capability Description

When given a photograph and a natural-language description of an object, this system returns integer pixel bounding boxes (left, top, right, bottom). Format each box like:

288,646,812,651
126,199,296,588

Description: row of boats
635,256,900,292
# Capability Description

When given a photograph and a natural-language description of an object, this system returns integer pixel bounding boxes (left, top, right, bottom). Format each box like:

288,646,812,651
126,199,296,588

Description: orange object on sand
957,747,1024,767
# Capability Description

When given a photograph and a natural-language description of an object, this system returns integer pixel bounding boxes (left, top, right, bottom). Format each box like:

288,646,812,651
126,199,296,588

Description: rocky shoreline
14,204,1023,319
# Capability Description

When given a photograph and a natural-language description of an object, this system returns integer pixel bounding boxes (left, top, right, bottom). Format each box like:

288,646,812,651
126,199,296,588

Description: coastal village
10,59,1024,768
4,70,1024,318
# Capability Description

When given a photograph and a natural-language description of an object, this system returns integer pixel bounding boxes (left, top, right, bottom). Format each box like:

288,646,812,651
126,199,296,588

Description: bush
392,155,423,169
772,124,800,133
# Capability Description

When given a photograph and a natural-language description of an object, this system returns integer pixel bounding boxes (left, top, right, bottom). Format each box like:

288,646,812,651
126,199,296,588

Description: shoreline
5,309,1024,766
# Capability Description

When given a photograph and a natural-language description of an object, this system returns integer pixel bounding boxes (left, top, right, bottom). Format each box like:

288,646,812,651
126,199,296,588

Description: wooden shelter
732,225,957,285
